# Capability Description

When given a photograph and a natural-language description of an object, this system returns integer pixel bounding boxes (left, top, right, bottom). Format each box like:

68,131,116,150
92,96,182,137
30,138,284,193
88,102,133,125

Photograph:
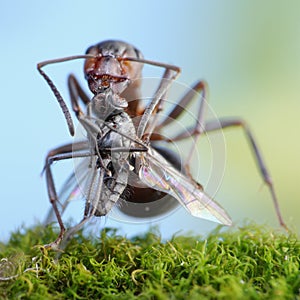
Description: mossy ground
0,224,299,299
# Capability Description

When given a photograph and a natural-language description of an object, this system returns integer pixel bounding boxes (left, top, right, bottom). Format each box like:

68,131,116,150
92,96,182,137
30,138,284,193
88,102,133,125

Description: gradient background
1,1,299,241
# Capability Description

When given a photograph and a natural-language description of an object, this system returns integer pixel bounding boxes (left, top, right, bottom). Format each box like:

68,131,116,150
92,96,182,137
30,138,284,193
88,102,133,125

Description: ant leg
44,152,75,249
43,141,89,168
204,118,287,229
46,155,100,251
43,141,92,223
146,79,286,229
44,165,65,249
43,144,93,249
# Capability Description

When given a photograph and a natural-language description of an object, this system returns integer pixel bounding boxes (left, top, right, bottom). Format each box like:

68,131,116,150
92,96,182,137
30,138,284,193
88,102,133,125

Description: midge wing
139,148,232,226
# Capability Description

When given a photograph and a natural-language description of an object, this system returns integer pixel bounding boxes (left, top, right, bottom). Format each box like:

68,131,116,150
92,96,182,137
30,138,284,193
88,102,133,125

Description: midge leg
156,80,208,130
137,66,180,140
148,80,208,178
156,80,208,167
68,74,91,117
59,158,105,250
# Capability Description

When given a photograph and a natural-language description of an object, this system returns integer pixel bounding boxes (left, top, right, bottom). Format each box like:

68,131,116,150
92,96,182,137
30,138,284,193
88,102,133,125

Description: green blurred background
0,0,299,240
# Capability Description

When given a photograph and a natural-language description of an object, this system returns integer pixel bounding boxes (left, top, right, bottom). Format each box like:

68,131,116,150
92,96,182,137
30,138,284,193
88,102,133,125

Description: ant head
84,40,144,95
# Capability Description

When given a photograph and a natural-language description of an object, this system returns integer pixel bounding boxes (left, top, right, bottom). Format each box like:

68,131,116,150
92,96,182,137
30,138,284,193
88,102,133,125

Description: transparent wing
139,148,232,226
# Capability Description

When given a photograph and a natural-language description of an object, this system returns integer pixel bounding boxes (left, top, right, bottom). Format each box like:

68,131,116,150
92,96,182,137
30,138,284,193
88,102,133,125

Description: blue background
1,0,300,241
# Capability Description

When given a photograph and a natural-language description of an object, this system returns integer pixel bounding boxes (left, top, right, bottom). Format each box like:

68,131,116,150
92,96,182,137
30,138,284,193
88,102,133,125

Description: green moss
0,224,299,299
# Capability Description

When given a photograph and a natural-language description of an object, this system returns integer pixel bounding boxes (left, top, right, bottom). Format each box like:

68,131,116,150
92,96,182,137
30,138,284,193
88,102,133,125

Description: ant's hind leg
204,117,287,230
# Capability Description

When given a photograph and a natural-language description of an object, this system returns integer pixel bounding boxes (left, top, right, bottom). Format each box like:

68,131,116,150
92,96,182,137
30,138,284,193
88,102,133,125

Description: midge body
38,40,287,247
